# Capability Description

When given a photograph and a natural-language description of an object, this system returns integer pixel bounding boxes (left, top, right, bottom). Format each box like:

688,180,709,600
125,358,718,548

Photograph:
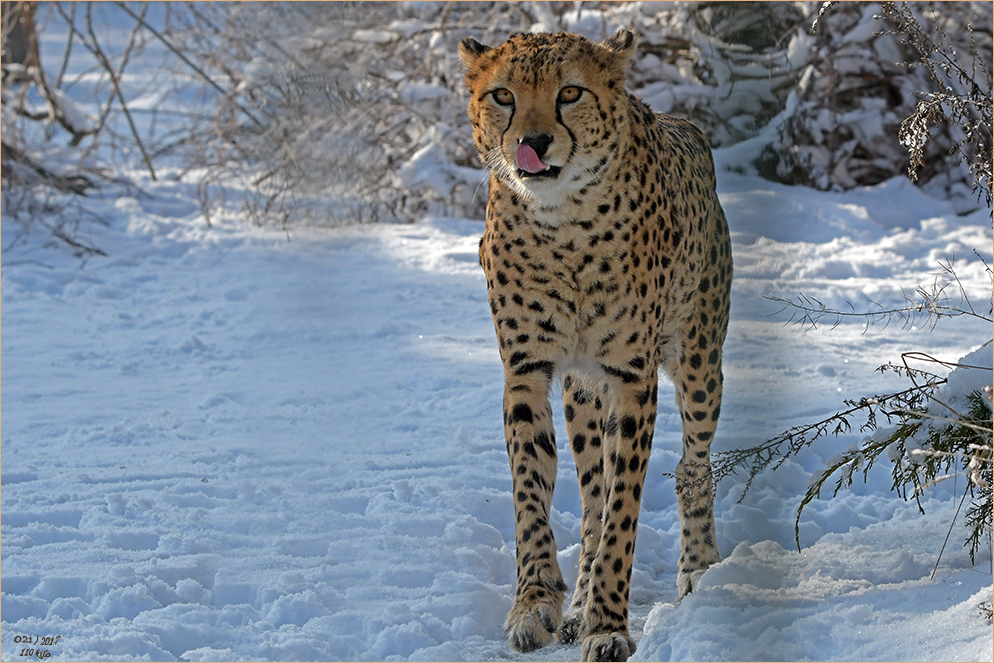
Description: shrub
766,1,991,213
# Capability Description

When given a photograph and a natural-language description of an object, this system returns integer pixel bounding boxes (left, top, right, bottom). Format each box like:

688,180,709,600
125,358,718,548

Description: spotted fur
459,29,732,662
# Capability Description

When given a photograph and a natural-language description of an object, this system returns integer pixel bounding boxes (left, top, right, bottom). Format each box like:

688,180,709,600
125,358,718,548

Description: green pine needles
797,387,992,562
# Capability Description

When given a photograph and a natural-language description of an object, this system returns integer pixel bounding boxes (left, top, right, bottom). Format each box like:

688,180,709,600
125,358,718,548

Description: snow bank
637,516,993,662
941,344,994,413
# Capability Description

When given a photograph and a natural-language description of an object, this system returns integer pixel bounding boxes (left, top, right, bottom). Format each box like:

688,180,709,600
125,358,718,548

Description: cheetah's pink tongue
515,143,549,173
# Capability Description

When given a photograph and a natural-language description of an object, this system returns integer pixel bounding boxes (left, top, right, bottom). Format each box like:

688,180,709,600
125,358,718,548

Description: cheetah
459,29,732,662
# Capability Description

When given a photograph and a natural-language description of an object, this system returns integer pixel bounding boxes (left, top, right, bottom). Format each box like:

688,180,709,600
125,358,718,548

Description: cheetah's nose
520,134,553,159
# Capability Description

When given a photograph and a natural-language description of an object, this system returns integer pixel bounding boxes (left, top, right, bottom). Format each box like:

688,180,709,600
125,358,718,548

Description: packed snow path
2,169,992,661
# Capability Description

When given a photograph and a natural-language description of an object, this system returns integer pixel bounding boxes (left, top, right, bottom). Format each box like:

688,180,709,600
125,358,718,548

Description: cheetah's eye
558,86,582,104
492,89,514,106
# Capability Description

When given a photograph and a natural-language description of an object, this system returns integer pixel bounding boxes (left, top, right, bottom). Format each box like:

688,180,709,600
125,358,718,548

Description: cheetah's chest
483,206,698,361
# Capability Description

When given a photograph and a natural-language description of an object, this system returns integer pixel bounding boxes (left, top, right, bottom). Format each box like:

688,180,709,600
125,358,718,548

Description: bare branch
112,1,265,130
84,3,156,180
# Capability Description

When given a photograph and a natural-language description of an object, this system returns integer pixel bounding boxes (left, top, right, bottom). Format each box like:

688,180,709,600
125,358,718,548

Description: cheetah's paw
581,632,636,662
504,595,562,653
676,567,709,600
558,605,584,645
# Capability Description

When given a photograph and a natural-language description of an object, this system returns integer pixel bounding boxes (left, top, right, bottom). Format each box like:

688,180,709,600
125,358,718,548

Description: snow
3,159,991,660
639,522,993,662
942,345,994,412
398,127,486,204
352,30,398,45
3,8,993,663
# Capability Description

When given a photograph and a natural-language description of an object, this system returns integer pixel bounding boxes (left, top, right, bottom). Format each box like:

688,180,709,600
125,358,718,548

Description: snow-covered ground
3,159,992,661
3,5,994,662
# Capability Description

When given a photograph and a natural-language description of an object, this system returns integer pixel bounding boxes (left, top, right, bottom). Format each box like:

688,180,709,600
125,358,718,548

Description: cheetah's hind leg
676,567,709,599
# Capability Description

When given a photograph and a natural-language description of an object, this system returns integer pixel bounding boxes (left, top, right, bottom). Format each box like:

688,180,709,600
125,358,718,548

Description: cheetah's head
459,30,638,204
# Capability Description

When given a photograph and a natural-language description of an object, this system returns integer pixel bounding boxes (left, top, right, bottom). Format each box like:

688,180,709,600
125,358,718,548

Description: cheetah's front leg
502,375,567,652
579,378,658,662
559,373,607,645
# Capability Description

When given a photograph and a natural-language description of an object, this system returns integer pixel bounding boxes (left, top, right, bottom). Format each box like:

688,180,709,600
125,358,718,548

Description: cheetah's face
459,30,638,204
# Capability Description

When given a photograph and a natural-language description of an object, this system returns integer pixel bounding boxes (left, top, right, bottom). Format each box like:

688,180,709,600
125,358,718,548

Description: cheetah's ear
600,28,638,65
458,37,492,69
